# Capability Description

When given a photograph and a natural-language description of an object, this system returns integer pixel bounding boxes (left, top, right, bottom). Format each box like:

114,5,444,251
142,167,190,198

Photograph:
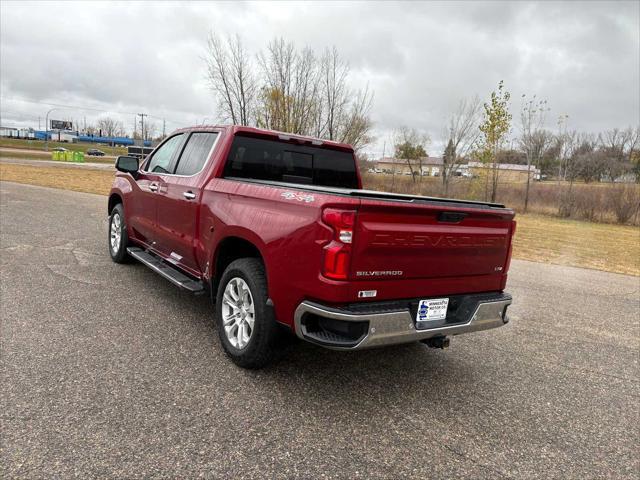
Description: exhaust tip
421,336,450,349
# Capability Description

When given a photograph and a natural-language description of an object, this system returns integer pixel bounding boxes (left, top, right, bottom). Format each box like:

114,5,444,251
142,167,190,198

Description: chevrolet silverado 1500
108,126,515,368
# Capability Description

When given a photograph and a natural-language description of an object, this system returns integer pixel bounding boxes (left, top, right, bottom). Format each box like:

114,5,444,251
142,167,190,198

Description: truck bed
226,177,509,210
225,176,515,285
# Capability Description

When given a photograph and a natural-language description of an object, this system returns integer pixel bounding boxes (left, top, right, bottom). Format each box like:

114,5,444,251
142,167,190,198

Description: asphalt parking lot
1,181,638,479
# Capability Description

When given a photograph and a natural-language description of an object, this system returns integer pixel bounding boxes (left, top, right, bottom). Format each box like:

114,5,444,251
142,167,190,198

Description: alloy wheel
221,277,255,349
110,212,122,253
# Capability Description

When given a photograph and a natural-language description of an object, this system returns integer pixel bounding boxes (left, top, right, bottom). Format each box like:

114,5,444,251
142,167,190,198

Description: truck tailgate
350,200,515,281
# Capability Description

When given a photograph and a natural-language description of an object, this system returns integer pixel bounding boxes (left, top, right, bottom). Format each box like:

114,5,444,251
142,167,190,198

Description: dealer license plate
416,298,449,323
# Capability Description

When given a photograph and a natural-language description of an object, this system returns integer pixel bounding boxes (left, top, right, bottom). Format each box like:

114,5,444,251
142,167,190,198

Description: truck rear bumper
293,292,511,350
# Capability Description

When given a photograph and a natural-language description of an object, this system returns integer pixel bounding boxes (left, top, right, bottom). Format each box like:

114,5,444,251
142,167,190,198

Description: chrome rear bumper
294,294,511,350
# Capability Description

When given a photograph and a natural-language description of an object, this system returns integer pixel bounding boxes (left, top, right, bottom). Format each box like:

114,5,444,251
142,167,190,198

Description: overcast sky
1,1,638,155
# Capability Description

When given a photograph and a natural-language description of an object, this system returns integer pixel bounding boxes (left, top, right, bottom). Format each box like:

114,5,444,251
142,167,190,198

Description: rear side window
175,132,218,176
223,136,358,188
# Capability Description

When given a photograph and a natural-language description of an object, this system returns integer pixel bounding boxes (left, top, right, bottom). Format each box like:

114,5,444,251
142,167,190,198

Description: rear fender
209,227,269,290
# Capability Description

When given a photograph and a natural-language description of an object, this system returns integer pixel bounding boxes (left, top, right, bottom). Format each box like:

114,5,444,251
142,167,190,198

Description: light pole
44,108,56,151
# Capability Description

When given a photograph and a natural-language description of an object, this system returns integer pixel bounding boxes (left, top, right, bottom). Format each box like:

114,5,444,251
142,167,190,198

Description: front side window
174,132,218,176
145,134,184,174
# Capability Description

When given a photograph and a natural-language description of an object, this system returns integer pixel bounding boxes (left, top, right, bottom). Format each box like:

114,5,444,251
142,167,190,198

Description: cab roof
173,125,355,152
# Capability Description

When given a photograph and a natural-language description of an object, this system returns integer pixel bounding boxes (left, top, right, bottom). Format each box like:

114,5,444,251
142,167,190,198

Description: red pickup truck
108,126,515,368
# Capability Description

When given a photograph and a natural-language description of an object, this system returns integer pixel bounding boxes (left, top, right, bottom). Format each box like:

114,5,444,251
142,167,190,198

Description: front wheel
108,203,130,263
216,258,280,369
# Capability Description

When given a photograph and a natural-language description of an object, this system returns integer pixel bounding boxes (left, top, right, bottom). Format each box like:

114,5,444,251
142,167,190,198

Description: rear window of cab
223,135,359,189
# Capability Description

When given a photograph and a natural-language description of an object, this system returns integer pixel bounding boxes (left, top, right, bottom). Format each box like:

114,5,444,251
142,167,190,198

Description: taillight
322,208,356,280
504,220,517,272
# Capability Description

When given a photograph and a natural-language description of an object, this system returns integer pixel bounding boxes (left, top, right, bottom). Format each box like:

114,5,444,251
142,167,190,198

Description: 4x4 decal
280,191,315,203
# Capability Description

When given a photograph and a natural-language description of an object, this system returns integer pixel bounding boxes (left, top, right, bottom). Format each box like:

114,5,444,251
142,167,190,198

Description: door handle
149,183,159,192
183,191,196,200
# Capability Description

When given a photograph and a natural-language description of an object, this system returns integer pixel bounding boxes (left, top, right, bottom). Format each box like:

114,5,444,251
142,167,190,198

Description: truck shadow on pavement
128,262,485,410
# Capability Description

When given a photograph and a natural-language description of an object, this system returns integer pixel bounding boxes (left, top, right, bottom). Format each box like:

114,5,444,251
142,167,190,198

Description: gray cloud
1,1,638,155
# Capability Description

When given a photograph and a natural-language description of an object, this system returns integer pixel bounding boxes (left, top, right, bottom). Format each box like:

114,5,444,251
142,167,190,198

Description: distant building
374,156,444,176
51,131,77,142
0,126,35,139
467,161,540,182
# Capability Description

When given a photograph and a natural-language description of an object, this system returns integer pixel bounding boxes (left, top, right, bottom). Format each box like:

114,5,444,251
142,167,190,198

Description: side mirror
115,156,139,177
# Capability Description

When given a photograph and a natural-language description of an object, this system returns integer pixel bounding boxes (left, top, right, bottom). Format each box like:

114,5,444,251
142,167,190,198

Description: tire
108,203,130,263
216,258,280,369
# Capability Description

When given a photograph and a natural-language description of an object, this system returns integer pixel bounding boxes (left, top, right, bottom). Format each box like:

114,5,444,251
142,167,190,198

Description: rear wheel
216,258,280,369
108,203,130,263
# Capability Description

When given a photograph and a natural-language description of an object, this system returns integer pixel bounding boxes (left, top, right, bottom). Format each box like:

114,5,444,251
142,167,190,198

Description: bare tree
204,33,374,150
205,33,256,125
97,117,125,137
555,115,572,181
530,130,553,160
256,38,321,134
555,115,574,215
139,120,157,141
519,94,550,212
441,96,482,195
318,47,349,140
599,128,630,160
627,127,640,182
576,151,607,183
256,39,294,131
291,46,321,134
625,126,640,163
558,132,597,216
255,38,374,148
337,85,373,151
599,127,640,180
315,48,374,150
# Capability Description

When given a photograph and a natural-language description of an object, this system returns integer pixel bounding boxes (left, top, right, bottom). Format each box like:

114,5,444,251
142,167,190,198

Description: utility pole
162,119,166,138
137,113,148,144
44,108,56,151
38,117,41,130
